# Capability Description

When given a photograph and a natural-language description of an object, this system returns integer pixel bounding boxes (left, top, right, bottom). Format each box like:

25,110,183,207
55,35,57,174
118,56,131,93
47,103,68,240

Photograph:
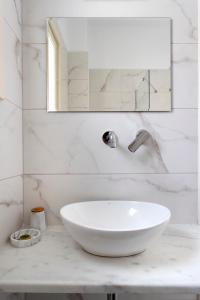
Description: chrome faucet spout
128,130,151,152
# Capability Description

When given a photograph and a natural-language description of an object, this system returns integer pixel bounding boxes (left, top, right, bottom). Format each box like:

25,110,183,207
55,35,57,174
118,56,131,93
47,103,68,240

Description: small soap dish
10,228,41,248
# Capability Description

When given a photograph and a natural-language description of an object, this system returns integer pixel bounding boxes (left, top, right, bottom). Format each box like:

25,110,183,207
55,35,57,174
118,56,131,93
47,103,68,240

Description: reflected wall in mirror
47,18,171,112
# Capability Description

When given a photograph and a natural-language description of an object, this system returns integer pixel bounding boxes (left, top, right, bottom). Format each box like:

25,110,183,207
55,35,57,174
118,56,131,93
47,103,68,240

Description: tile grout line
22,0,26,227
23,172,198,176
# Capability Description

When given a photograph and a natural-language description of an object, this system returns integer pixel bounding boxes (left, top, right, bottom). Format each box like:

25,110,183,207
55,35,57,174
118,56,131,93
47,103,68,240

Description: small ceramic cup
30,207,46,232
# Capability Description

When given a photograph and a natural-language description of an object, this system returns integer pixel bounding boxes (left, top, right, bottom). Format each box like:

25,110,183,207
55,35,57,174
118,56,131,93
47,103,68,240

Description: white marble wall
21,0,198,299
0,1,23,298
0,0,23,245
22,0,198,223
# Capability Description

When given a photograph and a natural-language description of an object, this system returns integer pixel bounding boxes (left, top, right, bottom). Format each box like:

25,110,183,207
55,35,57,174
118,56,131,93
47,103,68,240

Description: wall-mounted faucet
128,130,151,152
102,131,118,148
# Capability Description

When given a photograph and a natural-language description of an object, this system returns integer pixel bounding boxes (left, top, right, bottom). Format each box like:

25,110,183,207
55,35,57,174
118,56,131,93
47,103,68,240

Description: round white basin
60,201,171,257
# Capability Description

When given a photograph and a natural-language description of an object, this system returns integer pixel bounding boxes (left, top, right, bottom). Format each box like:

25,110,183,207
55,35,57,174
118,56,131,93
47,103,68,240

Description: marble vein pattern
171,0,197,41
0,0,23,252
67,52,89,111
22,42,197,110
23,43,46,109
89,69,146,111
68,52,89,80
23,174,198,225
22,0,197,44
0,18,22,108
0,0,22,40
23,109,197,174
0,100,23,180
0,225,200,294
89,69,171,111
0,176,23,244
172,44,198,108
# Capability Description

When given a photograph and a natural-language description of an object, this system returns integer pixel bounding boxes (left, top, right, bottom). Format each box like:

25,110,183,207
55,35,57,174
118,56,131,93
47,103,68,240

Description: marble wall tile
22,0,197,44
22,42,197,110
0,100,23,180
23,174,198,225
0,0,22,40
0,0,23,249
0,176,23,244
23,109,197,174
21,1,198,299
172,44,198,108
0,18,22,108
23,43,46,109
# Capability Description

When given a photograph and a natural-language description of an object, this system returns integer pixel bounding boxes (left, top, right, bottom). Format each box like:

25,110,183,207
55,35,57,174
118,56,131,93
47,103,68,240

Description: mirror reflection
47,18,171,112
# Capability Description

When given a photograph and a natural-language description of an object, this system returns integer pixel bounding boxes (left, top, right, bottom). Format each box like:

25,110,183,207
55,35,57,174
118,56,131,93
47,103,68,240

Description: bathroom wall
0,0,23,245
21,0,198,295
22,0,198,298
0,2,23,298
22,0,198,226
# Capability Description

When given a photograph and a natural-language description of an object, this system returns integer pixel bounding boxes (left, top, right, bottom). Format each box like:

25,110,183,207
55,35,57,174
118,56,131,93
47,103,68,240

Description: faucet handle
102,131,118,148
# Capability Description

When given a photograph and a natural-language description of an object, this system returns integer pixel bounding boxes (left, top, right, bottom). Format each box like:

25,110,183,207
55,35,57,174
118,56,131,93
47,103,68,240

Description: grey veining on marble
0,0,22,40
23,174,198,225
23,43,46,109
22,0,197,44
0,18,22,108
23,110,197,174
0,176,23,245
172,0,197,41
0,100,23,180
0,225,199,294
0,0,23,248
172,44,198,108
22,42,197,111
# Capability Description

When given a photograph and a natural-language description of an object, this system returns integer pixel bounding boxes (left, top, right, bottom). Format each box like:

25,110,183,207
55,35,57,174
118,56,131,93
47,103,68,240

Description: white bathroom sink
60,201,171,257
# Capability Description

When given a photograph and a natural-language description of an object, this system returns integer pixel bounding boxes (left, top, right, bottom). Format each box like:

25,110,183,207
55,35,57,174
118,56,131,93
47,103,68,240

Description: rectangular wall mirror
47,17,171,112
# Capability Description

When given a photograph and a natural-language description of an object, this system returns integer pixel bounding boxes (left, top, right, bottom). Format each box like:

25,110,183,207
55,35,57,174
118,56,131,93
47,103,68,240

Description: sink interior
60,201,171,231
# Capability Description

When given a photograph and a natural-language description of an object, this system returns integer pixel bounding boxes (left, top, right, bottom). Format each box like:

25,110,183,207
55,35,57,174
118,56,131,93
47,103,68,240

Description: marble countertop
0,225,200,294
